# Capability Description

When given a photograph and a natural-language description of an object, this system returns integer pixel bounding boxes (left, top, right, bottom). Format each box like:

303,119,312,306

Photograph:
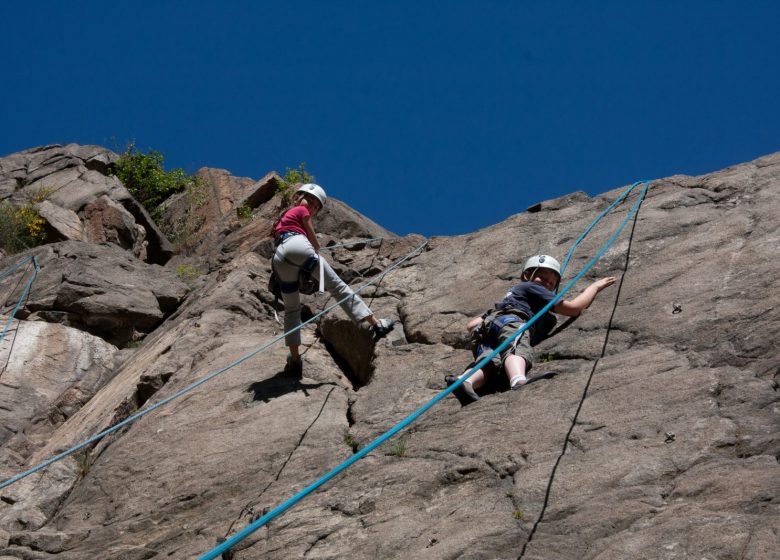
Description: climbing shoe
445,375,480,406
284,355,303,378
372,318,395,339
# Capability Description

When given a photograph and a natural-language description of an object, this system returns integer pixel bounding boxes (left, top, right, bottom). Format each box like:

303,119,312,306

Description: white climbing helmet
523,254,562,280
297,183,327,207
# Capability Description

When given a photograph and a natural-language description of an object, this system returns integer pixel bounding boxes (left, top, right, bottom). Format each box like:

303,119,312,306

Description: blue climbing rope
0,256,39,347
198,180,651,560
0,241,428,491
560,181,645,276
1,255,35,280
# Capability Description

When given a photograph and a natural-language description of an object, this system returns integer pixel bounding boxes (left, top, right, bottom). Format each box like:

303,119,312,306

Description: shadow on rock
247,371,333,403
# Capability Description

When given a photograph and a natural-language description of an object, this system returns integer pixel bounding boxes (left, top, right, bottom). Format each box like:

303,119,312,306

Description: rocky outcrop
0,144,173,264
0,148,776,560
159,168,394,274
2,241,188,347
0,144,118,202
81,196,146,258
0,318,118,534
35,201,84,242
0,320,117,449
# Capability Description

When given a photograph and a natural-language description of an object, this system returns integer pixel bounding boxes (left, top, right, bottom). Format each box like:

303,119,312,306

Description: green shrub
75,451,91,480
0,188,50,254
389,437,408,458
112,143,194,214
278,163,315,206
176,263,202,283
113,143,210,253
159,176,209,254
237,205,254,221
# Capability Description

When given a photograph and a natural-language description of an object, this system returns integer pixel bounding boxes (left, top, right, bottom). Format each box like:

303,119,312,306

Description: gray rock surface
0,150,776,560
0,144,125,210
1,241,188,347
35,201,83,242
159,167,393,274
0,317,117,535
0,144,173,264
0,319,117,449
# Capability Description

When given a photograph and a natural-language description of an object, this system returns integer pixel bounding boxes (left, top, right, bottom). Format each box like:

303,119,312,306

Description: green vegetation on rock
111,143,195,213
0,187,51,254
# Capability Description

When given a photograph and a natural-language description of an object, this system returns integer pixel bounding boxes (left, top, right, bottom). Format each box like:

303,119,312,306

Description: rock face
0,318,118,535
0,144,173,264
159,167,393,272
0,146,777,560
0,320,117,449
6,241,188,347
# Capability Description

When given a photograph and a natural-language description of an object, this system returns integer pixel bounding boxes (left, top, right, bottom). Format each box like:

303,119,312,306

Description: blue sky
2,2,779,236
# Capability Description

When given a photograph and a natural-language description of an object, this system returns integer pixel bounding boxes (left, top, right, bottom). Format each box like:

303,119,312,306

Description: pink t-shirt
274,205,310,238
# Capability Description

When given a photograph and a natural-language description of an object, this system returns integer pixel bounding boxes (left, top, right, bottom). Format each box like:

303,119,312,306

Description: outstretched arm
554,277,616,317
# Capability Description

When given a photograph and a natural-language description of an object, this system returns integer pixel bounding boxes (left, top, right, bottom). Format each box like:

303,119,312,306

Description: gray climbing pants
273,233,372,346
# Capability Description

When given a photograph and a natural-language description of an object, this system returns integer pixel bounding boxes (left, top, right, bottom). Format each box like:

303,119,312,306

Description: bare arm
466,316,484,333
554,277,616,317
301,215,321,253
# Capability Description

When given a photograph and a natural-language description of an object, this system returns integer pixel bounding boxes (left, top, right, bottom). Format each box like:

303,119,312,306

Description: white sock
509,375,527,388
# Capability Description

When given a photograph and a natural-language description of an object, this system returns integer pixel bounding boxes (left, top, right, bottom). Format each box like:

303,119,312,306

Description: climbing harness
0,239,427,491
269,236,388,321
483,312,526,347
475,311,526,355
197,180,651,560
476,307,558,352
270,232,320,298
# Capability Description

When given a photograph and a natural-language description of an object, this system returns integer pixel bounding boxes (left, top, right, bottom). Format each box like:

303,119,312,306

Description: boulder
9,529,87,553
81,195,141,254
155,167,266,261
35,201,83,242
119,196,173,264
4,144,126,210
0,241,188,347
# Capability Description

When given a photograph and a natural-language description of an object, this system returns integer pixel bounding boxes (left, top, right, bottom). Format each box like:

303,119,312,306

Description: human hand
466,316,484,333
593,277,616,292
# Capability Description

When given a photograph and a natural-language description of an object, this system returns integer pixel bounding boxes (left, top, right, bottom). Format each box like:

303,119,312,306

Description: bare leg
504,355,528,387
460,368,487,390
